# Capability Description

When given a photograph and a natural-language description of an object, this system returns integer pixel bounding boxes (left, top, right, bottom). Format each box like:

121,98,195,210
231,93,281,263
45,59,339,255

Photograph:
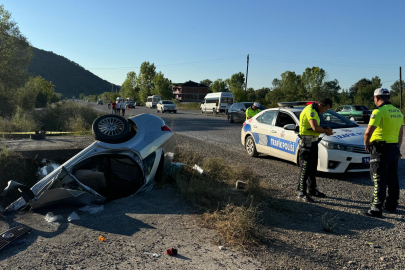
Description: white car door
269,111,299,162
251,111,278,154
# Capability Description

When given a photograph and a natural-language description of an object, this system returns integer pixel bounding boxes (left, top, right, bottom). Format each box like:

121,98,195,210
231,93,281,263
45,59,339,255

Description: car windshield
162,101,174,104
354,105,369,111
293,109,358,128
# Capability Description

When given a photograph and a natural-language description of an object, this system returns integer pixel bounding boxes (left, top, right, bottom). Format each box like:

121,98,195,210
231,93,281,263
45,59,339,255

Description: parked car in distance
335,105,372,123
97,99,103,105
157,100,177,113
126,101,135,109
227,102,266,123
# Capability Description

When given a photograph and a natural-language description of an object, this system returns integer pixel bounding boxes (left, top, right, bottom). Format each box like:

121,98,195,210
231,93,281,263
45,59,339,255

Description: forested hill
28,47,120,98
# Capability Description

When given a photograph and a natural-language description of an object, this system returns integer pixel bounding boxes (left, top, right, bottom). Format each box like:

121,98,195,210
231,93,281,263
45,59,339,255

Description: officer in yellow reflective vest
364,88,404,217
246,102,261,120
297,98,333,202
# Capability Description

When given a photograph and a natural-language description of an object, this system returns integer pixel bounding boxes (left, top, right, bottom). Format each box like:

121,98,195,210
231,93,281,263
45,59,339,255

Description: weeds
203,200,264,249
322,212,337,233
172,100,201,110
170,145,268,248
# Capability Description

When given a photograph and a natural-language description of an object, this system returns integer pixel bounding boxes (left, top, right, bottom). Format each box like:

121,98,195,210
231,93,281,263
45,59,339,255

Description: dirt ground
0,187,263,269
2,133,405,269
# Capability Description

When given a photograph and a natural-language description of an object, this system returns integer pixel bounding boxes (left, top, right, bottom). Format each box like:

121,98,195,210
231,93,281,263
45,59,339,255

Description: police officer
364,88,403,217
297,98,333,202
246,102,261,120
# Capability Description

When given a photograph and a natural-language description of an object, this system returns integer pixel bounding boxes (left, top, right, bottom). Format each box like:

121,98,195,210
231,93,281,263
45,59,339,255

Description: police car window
320,110,358,128
276,112,296,127
258,111,277,125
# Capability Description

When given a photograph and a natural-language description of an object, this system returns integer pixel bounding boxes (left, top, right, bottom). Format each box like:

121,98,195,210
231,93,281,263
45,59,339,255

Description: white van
200,92,234,113
145,95,161,108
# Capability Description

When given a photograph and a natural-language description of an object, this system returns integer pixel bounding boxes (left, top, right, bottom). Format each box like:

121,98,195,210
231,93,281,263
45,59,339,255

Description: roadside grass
172,100,201,111
166,145,268,249
0,101,101,134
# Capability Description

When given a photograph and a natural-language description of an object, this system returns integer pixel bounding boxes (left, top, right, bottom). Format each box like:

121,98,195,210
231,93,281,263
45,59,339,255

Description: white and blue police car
241,102,370,173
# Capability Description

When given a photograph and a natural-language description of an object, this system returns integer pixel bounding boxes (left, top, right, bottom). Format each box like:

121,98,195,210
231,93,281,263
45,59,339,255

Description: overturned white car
1,113,175,212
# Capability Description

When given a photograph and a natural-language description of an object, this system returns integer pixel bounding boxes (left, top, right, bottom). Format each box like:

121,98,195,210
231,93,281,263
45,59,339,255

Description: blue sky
2,0,404,91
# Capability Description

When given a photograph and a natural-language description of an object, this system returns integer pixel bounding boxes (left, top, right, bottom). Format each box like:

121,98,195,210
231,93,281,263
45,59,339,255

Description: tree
0,5,33,116
137,61,156,103
152,71,173,100
120,71,139,101
390,80,405,97
255,87,271,105
229,72,246,102
349,78,372,98
200,79,213,93
246,87,255,102
79,93,85,100
211,79,229,93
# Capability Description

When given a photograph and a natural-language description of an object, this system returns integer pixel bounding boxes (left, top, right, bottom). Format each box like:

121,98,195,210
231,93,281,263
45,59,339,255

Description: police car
241,102,370,173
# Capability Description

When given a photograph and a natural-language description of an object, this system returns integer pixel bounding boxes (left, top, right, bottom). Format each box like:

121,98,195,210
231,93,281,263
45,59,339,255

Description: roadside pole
245,54,249,92
399,67,402,109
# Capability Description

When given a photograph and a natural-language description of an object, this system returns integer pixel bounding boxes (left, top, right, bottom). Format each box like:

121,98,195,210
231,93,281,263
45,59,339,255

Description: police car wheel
245,136,258,157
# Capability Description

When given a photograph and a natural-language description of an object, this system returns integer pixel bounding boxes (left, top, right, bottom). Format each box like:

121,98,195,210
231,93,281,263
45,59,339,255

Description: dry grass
171,145,268,248
0,107,39,132
202,200,265,249
172,100,201,111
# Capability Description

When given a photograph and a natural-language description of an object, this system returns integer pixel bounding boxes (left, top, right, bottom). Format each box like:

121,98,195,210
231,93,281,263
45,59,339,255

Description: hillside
28,47,120,98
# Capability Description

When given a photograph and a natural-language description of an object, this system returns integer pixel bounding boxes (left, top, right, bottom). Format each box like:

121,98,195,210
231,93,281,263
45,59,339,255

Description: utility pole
399,67,402,109
245,54,249,92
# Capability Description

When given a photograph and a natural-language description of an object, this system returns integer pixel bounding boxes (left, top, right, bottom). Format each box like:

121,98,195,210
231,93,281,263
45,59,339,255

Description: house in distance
172,80,208,102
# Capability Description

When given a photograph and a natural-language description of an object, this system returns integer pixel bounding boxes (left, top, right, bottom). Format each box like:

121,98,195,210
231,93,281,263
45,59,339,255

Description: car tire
245,136,258,157
228,114,234,123
174,111,177,113
162,110,165,113
157,109,159,113
92,114,129,144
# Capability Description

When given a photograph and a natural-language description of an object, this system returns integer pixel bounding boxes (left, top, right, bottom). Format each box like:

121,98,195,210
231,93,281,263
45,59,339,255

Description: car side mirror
283,124,296,131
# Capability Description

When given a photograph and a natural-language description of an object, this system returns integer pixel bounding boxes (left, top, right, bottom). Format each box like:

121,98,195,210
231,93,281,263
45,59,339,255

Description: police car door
270,111,299,161
252,110,278,154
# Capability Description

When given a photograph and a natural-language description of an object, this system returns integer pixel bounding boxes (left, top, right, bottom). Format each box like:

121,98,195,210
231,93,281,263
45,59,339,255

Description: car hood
323,126,366,145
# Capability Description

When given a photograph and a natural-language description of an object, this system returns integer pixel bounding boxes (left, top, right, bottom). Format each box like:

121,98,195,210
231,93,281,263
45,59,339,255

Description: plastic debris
99,235,105,242
235,181,247,189
193,164,203,174
171,162,183,173
67,211,80,222
78,204,104,214
143,252,160,258
166,247,178,256
44,212,62,223
366,242,381,248
219,246,226,250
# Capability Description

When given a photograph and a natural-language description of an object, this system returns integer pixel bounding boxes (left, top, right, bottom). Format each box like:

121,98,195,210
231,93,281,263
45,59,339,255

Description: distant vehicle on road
97,99,103,105
146,95,161,108
200,92,233,114
116,97,125,103
227,102,266,123
126,101,135,109
157,100,177,113
335,105,372,123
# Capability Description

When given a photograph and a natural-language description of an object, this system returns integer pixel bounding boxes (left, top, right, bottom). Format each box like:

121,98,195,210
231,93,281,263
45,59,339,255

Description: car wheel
92,114,129,144
157,109,159,113
245,136,258,157
162,110,165,113
174,111,177,113
228,114,234,123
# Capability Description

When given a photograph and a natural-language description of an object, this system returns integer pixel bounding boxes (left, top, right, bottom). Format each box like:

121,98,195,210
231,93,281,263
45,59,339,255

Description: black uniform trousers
370,143,400,210
297,142,318,194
